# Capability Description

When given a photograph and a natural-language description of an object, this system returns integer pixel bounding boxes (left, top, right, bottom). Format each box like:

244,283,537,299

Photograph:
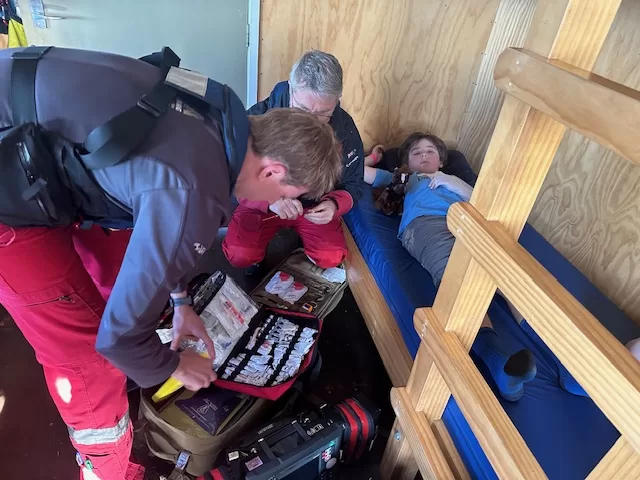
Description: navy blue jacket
248,81,365,214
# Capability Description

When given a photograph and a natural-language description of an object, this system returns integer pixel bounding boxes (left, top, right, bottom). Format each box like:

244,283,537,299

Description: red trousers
0,224,144,480
222,205,347,269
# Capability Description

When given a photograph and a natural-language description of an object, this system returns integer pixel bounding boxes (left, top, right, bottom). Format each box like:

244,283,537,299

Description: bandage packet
220,313,318,386
264,271,295,295
279,281,308,304
183,272,258,369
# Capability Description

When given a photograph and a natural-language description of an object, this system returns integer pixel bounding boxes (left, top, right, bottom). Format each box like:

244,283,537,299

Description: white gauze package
183,273,258,369
264,271,295,295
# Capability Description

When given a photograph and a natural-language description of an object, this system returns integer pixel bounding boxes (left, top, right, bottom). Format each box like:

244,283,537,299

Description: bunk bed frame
344,1,640,478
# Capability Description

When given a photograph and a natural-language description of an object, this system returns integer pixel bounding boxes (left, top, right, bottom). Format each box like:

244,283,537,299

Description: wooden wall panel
458,0,640,324
258,0,502,149
259,0,640,324
529,0,640,324
456,0,537,172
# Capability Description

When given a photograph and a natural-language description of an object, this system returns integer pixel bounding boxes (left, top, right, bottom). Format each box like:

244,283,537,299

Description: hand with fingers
170,304,217,390
424,171,473,200
304,200,337,225
366,144,385,166
269,198,304,220
173,349,218,391
424,171,452,189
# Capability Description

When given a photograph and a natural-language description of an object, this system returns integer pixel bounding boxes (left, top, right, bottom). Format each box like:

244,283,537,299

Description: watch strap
170,295,193,308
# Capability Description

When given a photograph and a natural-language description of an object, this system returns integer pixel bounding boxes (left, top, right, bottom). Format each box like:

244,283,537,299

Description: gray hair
289,50,343,98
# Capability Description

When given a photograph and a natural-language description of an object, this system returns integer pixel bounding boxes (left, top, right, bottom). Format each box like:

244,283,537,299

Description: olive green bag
138,390,270,476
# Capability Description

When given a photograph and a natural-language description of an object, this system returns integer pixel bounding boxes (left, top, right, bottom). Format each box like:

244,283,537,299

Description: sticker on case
245,456,264,471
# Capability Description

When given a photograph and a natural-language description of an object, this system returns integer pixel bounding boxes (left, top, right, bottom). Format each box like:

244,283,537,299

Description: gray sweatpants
401,216,454,288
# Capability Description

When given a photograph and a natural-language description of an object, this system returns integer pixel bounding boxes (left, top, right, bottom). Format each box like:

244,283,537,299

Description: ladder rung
447,202,640,453
432,420,471,480
414,309,546,480
495,47,640,165
587,436,640,479
391,387,456,480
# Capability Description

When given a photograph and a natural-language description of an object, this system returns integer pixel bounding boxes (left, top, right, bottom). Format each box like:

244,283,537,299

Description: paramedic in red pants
223,50,365,270
0,48,342,480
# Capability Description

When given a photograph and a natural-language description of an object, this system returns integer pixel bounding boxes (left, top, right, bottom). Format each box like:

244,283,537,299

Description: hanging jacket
0,47,240,387
248,81,365,215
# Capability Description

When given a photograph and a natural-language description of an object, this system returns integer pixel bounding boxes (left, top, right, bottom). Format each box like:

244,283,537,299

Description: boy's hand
304,200,337,225
426,171,457,190
425,171,473,201
269,198,304,220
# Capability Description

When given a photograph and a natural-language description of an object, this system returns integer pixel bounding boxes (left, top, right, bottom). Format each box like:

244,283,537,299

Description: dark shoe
245,263,263,277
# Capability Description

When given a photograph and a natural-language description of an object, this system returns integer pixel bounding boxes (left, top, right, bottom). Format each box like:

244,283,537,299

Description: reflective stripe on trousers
0,224,142,479
68,411,131,446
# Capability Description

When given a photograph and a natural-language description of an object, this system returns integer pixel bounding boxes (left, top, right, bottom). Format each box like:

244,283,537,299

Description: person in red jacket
223,50,366,270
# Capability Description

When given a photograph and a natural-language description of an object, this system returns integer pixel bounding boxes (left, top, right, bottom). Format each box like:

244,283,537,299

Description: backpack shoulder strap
163,68,249,192
80,47,181,170
10,46,52,125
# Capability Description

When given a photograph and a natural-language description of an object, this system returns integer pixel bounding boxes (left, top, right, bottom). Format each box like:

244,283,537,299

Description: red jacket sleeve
322,190,354,217
238,198,270,212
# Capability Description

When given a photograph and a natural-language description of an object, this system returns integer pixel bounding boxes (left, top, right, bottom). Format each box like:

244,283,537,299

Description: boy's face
407,139,442,174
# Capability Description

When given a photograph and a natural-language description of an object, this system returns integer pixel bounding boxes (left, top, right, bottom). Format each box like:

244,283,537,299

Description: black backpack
0,46,249,228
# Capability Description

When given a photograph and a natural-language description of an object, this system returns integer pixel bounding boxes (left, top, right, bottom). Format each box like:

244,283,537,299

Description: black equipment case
199,394,380,480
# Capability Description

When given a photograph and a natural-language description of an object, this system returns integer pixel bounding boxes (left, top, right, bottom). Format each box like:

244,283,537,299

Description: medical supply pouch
215,308,322,400
252,249,348,319
160,271,324,401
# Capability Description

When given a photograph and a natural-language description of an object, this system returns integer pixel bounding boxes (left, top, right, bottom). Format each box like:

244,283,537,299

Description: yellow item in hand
152,351,211,403
8,19,27,48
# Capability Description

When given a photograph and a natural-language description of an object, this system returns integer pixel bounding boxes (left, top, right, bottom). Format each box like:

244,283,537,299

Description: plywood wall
530,0,640,324
456,0,538,171
258,0,640,325
257,0,503,149
458,0,640,324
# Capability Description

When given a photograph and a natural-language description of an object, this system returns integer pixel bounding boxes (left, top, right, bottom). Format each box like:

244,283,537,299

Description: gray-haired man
223,50,365,270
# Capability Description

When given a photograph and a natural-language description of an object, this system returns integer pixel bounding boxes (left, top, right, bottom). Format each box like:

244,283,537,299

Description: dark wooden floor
0,229,394,479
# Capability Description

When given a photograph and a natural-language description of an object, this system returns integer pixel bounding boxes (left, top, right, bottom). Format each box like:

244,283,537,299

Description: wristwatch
169,295,194,308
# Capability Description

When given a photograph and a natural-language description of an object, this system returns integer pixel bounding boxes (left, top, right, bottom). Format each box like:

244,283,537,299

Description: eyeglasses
290,88,336,120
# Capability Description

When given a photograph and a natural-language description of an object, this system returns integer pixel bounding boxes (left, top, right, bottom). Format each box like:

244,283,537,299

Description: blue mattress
344,184,640,479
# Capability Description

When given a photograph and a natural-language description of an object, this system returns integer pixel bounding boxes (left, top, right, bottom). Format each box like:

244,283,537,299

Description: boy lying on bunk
364,132,537,401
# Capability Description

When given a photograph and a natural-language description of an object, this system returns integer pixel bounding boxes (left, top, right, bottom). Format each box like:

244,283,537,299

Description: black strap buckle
11,46,52,60
160,46,180,70
136,94,164,118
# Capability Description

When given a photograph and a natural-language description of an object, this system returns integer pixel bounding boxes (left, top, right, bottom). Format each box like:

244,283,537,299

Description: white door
18,0,253,106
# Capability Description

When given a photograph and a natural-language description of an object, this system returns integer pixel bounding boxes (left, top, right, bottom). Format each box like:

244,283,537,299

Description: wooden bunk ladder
381,1,640,478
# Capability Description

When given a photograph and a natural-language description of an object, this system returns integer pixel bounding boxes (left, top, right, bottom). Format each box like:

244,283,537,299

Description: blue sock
472,328,537,401
554,359,589,397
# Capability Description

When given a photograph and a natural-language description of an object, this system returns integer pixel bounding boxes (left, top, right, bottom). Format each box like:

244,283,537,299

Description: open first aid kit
157,271,324,401
252,249,348,319
141,271,325,476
